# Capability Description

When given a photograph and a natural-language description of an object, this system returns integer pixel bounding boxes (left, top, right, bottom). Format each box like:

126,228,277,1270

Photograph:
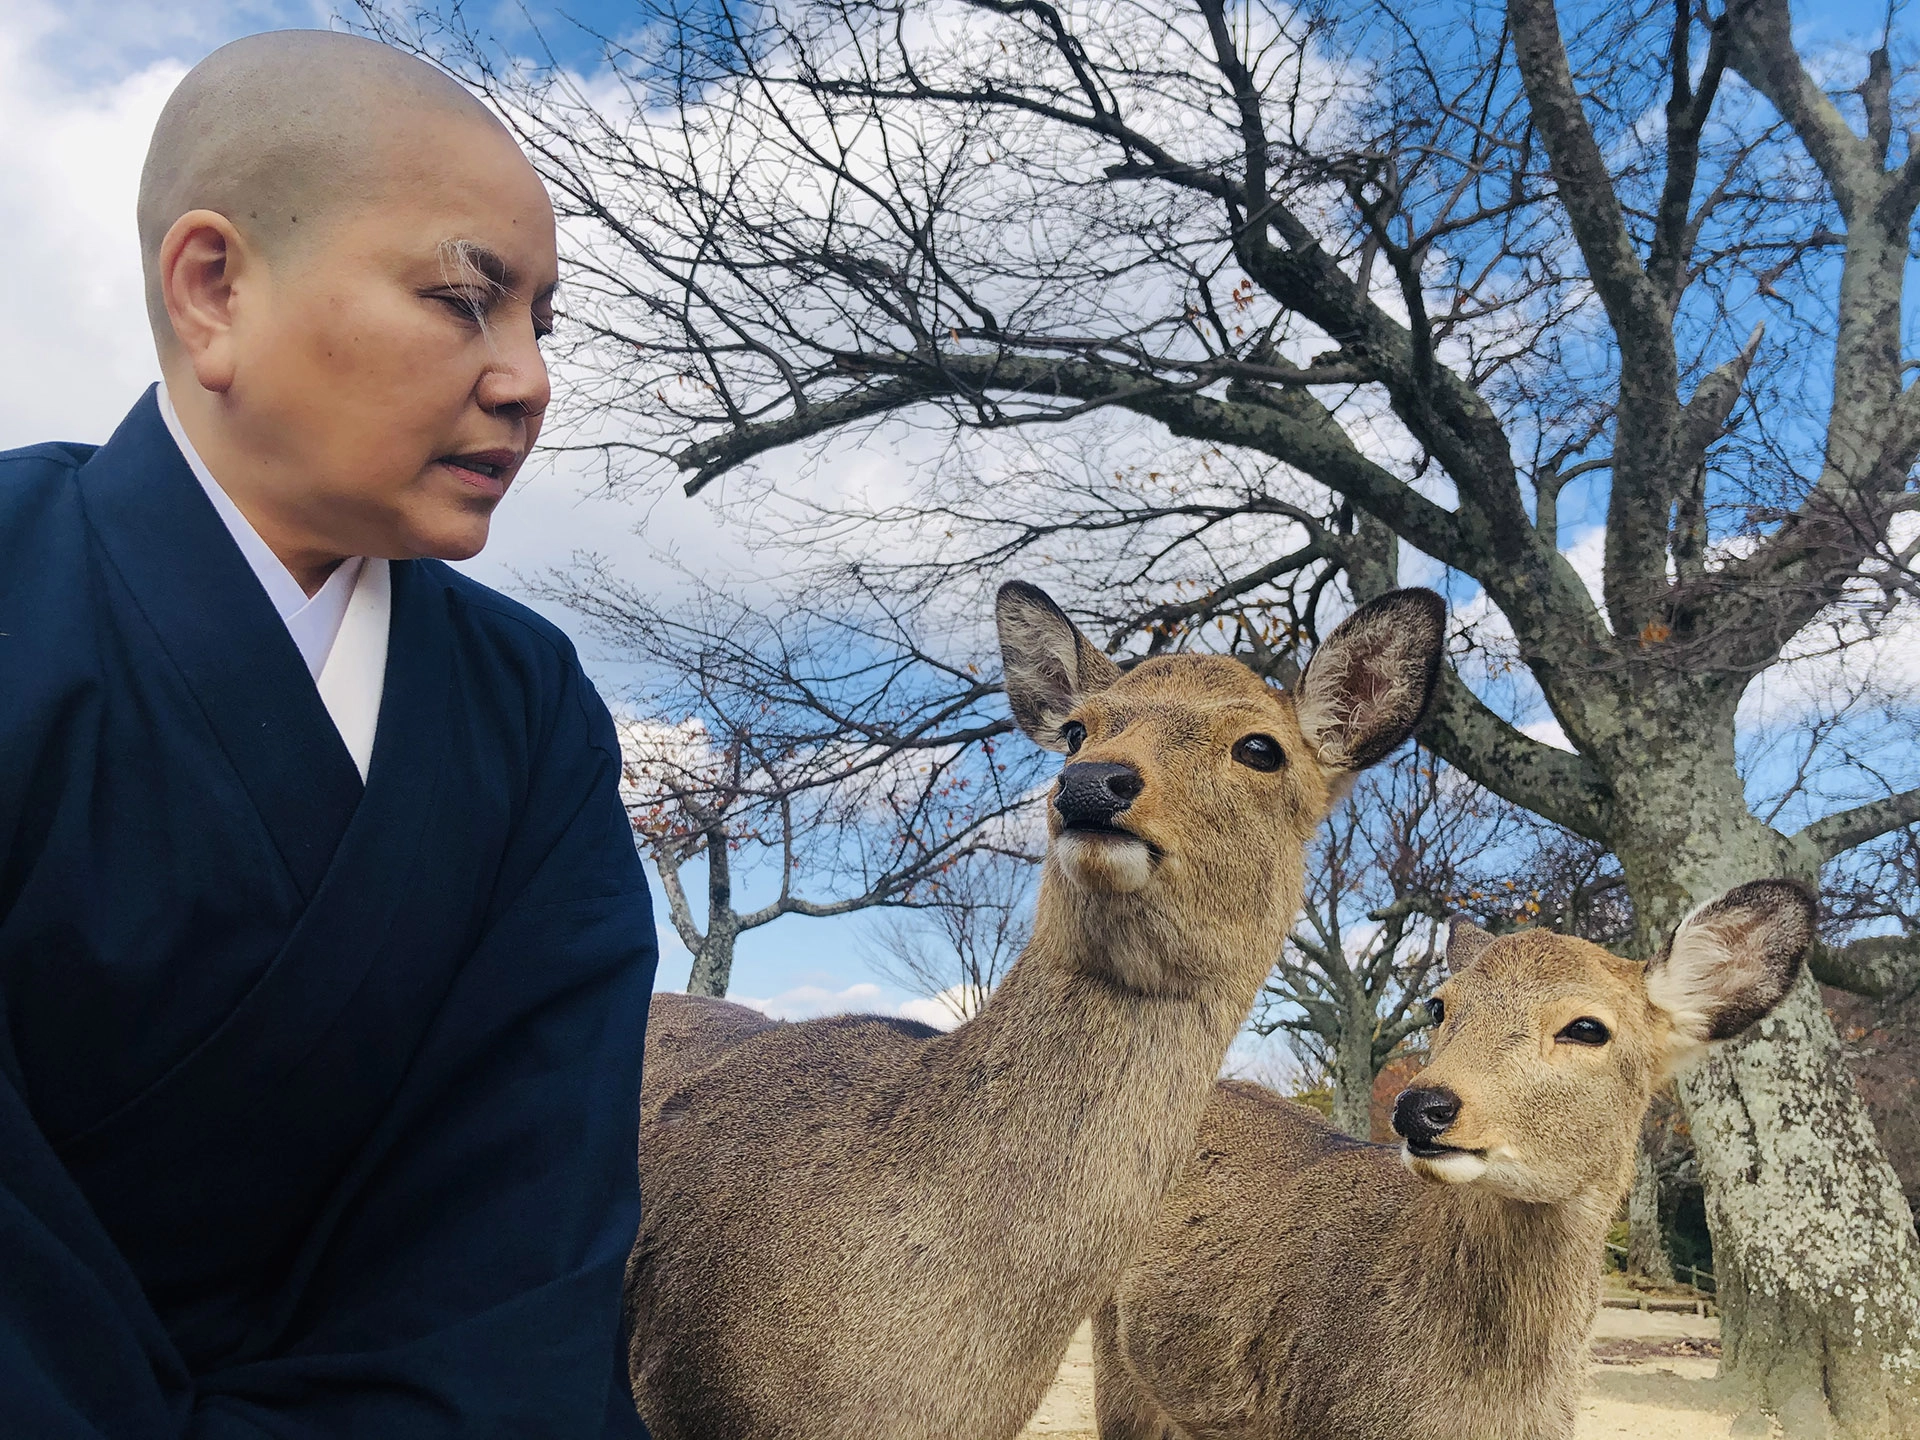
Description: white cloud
0,5,752,637
1519,716,1575,753
1558,524,1609,620
729,981,892,1022
616,714,723,807
0,7,179,447
897,984,985,1030
719,978,981,1030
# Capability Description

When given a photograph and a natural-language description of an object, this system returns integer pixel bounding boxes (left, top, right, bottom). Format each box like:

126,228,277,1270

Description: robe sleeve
0,443,197,1437
0,1074,195,1438
187,640,659,1439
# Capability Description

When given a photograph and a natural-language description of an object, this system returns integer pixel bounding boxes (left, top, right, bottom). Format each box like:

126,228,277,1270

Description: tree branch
680,373,946,495
1506,0,1670,357
1810,934,1920,999
1508,0,1687,638
1418,666,1614,840
1726,0,1879,219
1795,787,1920,861
650,842,708,952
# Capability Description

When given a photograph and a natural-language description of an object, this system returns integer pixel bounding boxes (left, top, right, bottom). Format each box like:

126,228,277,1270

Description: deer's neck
921,875,1286,1286
1389,1181,1612,1403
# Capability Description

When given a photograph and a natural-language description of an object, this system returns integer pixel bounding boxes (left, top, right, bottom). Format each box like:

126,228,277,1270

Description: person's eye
431,290,489,326
1231,734,1285,771
1556,1017,1611,1046
1059,720,1087,755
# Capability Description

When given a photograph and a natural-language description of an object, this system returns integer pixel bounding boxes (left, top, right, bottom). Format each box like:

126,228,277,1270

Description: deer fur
623,582,1446,1440
1095,879,1814,1440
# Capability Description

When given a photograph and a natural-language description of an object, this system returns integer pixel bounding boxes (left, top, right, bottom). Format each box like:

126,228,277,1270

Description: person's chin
400,511,494,563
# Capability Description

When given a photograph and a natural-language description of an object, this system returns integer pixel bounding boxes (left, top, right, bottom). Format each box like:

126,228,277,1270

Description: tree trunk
684,824,739,998
1626,1129,1675,1286
1611,742,1920,1439
1328,1006,1376,1141
685,925,737,998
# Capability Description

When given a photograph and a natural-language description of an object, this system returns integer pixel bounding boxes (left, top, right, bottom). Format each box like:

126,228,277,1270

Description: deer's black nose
1055,761,1144,830
1392,1087,1462,1148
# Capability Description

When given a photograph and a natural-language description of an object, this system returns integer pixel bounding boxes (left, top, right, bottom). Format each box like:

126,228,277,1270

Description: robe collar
155,380,365,681
76,387,368,903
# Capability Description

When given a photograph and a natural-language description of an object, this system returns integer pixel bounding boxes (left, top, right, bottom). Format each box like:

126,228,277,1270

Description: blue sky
0,0,1907,1024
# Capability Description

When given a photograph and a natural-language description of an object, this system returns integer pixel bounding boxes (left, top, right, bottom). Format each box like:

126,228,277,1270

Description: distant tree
1256,749,1501,1138
570,569,1046,996
865,847,1038,1022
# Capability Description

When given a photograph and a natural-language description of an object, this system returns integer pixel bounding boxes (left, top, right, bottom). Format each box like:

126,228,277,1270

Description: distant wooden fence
1603,1240,1716,1295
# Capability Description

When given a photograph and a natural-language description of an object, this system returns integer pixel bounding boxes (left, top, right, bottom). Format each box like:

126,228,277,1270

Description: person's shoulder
412,562,620,762
0,440,98,499
412,560,580,665
0,439,98,475
0,441,99,547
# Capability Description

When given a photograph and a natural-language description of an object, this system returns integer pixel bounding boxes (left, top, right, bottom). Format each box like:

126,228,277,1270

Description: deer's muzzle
1054,761,1145,832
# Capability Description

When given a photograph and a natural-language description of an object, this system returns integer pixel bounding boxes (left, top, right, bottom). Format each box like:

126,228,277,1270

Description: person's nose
475,316,552,424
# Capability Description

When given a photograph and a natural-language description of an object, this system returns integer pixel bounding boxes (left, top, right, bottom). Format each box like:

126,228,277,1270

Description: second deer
624,580,1445,1440
1094,880,1814,1440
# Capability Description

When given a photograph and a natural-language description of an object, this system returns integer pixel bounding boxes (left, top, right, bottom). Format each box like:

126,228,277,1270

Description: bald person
0,31,656,1439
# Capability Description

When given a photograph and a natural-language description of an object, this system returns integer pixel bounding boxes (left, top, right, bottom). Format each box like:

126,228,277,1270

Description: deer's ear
996,582,1120,751
1447,917,1497,970
1645,880,1814,1045
1295,588,1445,775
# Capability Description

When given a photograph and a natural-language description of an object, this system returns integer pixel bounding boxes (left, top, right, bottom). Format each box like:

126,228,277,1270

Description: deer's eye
1232,734,1285,771
1557,1017,1611,1047
1059,720,1087,755
1426,997,1445,1026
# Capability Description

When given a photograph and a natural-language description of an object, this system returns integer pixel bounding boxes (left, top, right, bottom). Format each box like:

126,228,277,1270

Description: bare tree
866,846,1038,1020
571,566,1048,996
378,0,1920,1420
1256,749,1500,1137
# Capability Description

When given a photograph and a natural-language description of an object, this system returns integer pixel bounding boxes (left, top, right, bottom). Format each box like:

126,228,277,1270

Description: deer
622,580,1447,1440
1092,879,1816,1440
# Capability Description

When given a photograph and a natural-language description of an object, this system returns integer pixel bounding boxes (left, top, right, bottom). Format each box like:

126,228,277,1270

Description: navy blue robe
0,389,658,1437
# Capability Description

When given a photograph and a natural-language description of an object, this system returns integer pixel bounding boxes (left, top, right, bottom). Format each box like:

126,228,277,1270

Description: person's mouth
438,448,520,498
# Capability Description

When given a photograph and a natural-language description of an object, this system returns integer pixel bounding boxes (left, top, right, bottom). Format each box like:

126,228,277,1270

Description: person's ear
158,209,253,394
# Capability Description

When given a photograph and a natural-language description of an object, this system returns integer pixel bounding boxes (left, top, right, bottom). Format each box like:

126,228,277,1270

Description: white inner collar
156,382,362,680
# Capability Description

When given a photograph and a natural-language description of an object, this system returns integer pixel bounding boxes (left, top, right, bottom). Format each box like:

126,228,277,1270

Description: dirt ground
1019,1304,1780,1439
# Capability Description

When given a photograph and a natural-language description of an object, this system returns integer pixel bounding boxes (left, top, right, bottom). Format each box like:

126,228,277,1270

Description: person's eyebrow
438,238,515,299
438,238,557,319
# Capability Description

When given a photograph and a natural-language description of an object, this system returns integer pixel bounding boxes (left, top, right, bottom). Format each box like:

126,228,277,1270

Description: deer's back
633,994,1017,1438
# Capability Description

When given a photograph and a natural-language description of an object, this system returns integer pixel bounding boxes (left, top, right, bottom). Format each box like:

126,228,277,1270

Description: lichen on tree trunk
1329,1017,1377,1141
1682,973,1920,1439
685,925,737,998
1615,756,1920,1438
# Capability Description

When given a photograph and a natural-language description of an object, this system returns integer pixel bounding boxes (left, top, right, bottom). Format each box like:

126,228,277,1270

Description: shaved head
138,30,508,344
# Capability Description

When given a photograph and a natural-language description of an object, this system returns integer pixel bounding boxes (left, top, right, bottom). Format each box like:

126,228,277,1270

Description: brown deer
1093,880,1815,1440
623,581,1446,1440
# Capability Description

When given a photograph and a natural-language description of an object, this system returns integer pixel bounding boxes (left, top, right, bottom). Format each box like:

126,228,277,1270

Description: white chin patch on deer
1401,1146,1489,1186
1053,831,1155,893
